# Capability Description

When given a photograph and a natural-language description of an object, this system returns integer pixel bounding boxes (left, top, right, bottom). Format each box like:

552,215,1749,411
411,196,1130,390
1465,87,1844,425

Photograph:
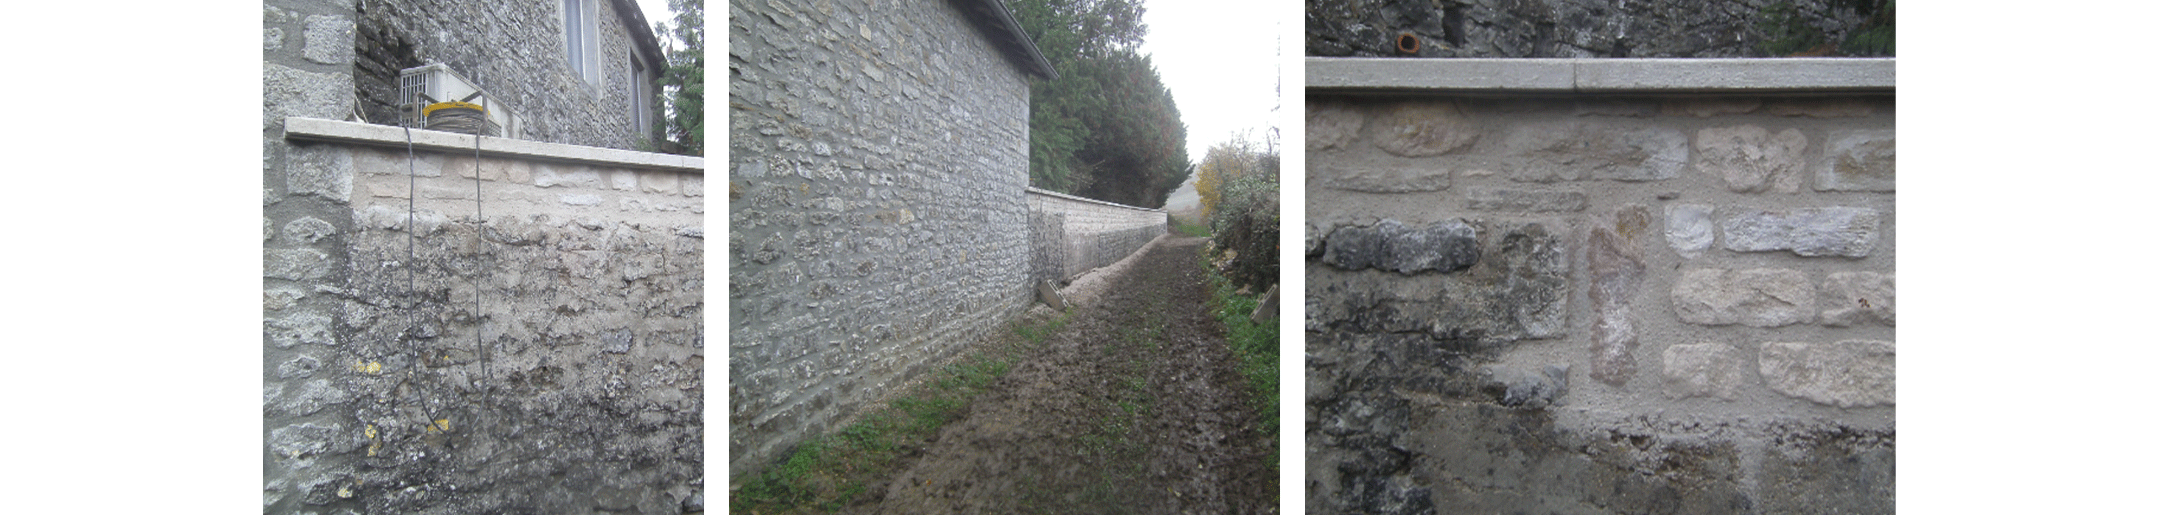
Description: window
563,0,599,87
632,56,655,139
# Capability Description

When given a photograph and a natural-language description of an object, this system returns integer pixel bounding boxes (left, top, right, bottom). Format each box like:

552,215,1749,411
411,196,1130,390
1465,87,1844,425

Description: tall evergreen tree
657,0,703,155
1010,0,1188,207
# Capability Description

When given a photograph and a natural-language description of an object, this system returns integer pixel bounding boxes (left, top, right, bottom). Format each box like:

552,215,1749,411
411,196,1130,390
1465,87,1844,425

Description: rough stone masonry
1307,62,1893,513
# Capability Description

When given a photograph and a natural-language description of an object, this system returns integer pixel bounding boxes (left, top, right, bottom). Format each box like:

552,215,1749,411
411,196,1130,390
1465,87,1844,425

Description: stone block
266,310,335,348
1672,268,1814,327
1695,125,1807,193
1663,204,1715,259
277,355,321,379
1316,161,1449,193
1494,364,1569,408
1766,98,1876,118
262,64,351,130
1307,100,1366,152
534,164,604,188
1464,186,1586,212
271,379,353,417
264,287,305,311
683,175,704,197
265,249,332,281
1720,207,1881,257
1760,340,1895,407
286,144,353,202
1320,219,1478,274
264,27,284,51
267,422,343,459
1817,130,1895,192
281,217,337,244
1662,98,1761,117
1501,123,1687,182
1037,279,1066,310
611,170,639,190
302,15,354,65
1371,102,1478,157
1307,221,1566,343
561,193,606,206
1588,205,1650,386
1661,342,1746,401
1820,272,1895,327
642,171,681,194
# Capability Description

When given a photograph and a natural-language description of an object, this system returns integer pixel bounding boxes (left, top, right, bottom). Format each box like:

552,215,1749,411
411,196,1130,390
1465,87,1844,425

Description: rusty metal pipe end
1395,32,1421,55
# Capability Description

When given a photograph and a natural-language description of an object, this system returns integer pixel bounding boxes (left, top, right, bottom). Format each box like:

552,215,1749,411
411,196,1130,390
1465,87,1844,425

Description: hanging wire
473,95,495,444
402,117,443,444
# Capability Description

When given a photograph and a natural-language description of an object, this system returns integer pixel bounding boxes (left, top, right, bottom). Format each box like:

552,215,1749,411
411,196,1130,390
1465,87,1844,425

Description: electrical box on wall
398,63,522,138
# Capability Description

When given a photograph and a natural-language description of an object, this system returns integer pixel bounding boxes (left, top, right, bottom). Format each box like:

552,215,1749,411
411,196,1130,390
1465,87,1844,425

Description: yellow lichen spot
365,424,377,440
353,360,383,375
426,418,451,433
367,442,379,457
336,484,353,498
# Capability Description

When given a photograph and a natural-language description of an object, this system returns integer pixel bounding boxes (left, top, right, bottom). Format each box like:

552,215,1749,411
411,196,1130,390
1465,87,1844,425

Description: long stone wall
1027,187,1169,285
728,0,1039,479
1305,58,1894,514
266,118,704,513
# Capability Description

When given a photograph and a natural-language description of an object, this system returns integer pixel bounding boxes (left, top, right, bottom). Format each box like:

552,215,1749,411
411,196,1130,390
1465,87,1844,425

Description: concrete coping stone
1308,58,1894,94
1025,187,1166,213
282,117,704,173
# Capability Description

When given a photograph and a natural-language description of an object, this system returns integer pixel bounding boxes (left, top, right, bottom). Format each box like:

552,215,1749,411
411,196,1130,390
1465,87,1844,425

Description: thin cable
402,120,441,439
473,95,495,443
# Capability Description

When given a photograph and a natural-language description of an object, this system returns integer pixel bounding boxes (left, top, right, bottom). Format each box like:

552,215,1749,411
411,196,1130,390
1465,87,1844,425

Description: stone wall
1306,59,1893,513
265,118,704,513
1306,0,1880,58
1027,187,1169,284
352,0,663,151
727,0,1040,478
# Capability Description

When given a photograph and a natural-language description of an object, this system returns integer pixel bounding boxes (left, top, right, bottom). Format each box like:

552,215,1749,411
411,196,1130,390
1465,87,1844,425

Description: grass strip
1199,250,1279,467
731,311,1070,514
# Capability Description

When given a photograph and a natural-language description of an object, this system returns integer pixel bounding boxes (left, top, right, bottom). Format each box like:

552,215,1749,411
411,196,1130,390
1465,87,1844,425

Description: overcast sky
1137,0,1283,166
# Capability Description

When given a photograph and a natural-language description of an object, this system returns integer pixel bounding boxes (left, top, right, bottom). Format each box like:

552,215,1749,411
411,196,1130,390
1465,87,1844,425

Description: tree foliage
1011,0,1189,208
1195,131,1279,291
656,0,704,155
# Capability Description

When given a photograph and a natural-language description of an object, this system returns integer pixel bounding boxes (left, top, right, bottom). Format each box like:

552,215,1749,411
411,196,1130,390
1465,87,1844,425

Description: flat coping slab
282,117,704,173
1026,187,1166,213
1308,58,1894,94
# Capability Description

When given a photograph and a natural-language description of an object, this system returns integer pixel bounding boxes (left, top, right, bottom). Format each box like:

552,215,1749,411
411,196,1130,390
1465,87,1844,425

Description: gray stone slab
284,117,704,173
1321,219,1478,274
1721,207,1881,257
1575,58,1896,93
1309,58,1895,93
1307,58,1575,92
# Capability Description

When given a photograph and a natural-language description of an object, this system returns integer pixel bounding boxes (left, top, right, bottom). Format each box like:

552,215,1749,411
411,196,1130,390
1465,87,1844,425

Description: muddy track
853,235,1276,514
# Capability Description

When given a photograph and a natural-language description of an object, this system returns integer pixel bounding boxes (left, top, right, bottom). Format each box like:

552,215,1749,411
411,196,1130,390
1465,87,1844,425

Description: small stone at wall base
1760,340,1895,408
1250,284,1278,324
1037,279,1066,310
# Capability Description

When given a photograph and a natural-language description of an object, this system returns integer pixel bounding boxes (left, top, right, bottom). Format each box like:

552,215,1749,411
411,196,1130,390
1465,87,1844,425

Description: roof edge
953,0,1059,80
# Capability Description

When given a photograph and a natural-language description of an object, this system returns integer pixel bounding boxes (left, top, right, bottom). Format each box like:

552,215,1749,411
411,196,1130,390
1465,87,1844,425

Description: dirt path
853,235,1276,514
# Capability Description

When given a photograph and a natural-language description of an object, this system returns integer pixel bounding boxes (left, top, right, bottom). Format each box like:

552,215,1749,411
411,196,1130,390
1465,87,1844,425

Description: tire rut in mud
856,236,1276,514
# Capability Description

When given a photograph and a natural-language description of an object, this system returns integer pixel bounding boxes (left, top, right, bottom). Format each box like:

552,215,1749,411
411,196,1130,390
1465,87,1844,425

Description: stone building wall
1027,187,1169,283
727,0,1040,478
1305,59,1894,513
266,118,704,513
352,0,663,151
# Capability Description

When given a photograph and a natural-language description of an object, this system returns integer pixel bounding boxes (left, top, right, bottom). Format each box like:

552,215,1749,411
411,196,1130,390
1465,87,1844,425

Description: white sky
634,0,683,50
1137,0,1282,166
